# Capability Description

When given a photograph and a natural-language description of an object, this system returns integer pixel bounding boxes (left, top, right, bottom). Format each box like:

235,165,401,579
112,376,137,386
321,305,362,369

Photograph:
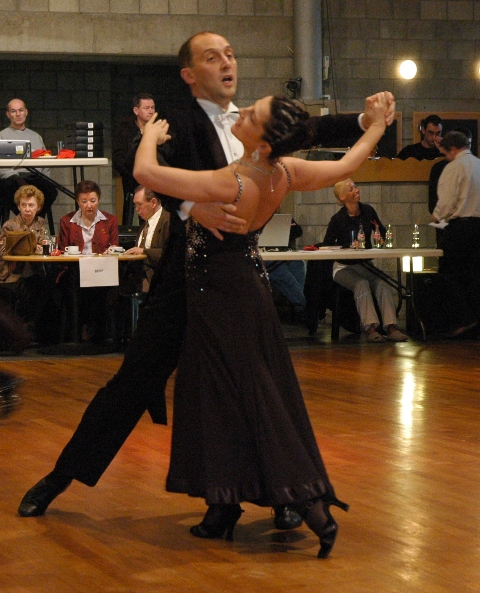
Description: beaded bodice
185,218,269,291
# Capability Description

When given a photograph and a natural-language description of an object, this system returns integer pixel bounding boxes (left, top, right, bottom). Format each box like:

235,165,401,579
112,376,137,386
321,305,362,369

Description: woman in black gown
134,92,391,558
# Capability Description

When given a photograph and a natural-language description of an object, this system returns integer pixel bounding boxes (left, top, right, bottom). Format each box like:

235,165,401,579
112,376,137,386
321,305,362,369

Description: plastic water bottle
372,224,381,248
357,223,365,249
385,224,393,249
412,224,420,249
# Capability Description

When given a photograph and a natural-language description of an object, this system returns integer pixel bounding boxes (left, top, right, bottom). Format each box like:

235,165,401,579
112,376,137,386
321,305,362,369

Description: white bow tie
214,112,239,126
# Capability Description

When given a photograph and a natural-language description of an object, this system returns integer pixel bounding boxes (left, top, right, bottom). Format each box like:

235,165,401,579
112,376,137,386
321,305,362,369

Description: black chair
0,200,10,226
43,205,55,235
122,191,135,225
118,225,140,250
304,258,361,338
0,179,15,225
330,281,362,339
115,291,146,349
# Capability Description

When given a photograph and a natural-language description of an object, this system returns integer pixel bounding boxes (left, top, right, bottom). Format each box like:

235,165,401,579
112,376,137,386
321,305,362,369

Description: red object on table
31,149,52,158
56,149,76,158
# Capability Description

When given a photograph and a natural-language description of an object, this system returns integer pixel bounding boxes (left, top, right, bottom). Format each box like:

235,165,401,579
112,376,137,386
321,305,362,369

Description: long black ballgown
166,219,336,507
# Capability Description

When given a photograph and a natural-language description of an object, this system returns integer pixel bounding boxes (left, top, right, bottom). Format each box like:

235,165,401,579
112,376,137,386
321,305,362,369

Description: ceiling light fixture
399,60,417,79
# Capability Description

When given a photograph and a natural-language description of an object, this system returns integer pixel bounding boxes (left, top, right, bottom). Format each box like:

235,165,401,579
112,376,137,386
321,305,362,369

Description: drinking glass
350,229,356,249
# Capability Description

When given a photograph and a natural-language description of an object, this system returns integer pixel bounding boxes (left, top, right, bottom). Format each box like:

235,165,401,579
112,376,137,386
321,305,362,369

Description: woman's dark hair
75,180,101,200
262,95,312,160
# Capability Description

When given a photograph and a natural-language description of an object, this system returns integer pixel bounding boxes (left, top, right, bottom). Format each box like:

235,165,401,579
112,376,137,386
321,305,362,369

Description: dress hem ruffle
166,476,331,507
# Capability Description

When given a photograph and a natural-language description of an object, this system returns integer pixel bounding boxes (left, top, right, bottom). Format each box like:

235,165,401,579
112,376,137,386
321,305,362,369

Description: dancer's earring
251,149,260,163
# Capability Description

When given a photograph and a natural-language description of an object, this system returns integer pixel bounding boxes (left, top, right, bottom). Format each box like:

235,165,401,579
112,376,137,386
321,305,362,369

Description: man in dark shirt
397,114,443,160
112,93,155,223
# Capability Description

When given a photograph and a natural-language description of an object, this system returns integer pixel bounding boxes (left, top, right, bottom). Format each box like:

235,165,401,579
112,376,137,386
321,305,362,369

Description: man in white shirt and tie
125,185,170,292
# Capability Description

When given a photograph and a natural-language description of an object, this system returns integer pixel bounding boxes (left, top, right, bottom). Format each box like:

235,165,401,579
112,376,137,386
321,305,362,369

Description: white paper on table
429,219,449,229
79,256,119,287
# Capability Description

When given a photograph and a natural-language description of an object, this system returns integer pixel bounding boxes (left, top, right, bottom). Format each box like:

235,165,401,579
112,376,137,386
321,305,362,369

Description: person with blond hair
0,185,49,344
323,178,407,342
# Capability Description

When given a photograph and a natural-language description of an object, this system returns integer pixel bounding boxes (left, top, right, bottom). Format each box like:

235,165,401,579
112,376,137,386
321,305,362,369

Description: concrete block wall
293,0,480,251
0,0,477,249
0,1,294,84
0,60,112,223
323,0,480,141
0,1,295,230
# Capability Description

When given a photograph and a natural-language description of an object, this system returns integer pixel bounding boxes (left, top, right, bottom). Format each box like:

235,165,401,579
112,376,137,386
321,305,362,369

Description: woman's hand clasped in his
143,113,172,146
365,92,390,129
362,91,395,130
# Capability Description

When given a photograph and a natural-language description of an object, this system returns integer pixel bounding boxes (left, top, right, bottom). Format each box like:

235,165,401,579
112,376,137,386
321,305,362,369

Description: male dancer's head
178,32,237,110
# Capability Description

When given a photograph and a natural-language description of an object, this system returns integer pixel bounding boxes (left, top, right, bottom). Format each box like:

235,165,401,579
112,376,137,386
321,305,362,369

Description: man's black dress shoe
18,472,72,517
273,505,303,530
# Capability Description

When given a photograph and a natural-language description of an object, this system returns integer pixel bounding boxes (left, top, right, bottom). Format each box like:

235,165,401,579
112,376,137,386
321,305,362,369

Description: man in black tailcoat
18,31,394,527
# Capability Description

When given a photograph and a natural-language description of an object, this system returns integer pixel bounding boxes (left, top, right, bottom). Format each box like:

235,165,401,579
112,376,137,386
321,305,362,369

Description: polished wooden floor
1,327,480,593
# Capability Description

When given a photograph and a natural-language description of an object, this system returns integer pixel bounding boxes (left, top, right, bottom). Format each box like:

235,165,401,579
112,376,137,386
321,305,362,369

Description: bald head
178,31,237,109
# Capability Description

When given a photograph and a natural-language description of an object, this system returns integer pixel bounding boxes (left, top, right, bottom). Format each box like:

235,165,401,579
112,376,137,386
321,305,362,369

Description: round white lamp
399,60,417,79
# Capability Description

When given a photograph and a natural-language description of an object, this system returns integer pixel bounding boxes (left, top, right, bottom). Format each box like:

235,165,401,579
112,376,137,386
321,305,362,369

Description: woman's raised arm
134,115,239,204
287,92,389,192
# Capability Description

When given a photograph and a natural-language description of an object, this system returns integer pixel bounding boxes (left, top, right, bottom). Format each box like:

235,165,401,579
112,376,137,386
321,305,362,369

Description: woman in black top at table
323,178,407,343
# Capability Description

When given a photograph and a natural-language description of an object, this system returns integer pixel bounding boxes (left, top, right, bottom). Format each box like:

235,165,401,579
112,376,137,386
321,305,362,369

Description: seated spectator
323,179,407,343
58,180,119,343
265,218,306,314
0,185,51,343
58,180,118,254
0,98,57,222
124,185,170,293
397,114,443,160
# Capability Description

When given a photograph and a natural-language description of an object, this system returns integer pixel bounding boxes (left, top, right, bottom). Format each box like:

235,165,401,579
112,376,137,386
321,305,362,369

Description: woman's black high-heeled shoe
295,496,349,558
190,504,243,541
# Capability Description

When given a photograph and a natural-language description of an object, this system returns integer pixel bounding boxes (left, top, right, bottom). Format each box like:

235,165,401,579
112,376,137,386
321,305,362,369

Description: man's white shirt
179,99,244,219
138,207,162,249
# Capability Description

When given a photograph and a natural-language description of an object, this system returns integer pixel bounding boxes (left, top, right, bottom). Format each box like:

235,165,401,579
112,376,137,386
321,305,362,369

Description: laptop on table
258,213,292,250
0,139,31,158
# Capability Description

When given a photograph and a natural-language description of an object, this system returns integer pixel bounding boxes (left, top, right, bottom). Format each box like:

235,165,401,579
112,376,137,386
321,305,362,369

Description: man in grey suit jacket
18,31,393,526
